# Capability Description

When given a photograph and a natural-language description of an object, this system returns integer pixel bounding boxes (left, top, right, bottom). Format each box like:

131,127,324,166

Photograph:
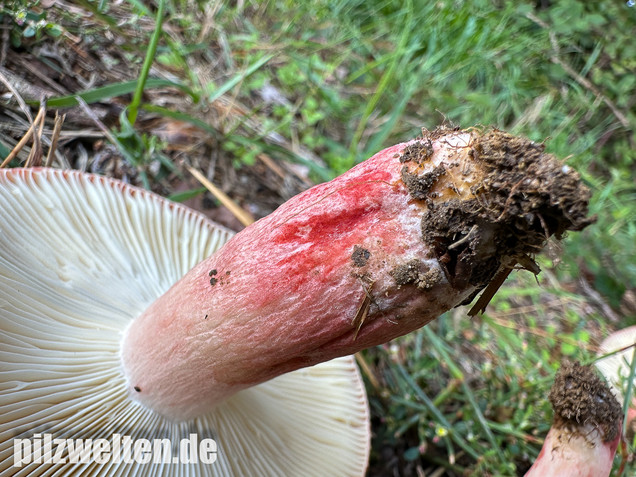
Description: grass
2,0,635,475
365,272,619,475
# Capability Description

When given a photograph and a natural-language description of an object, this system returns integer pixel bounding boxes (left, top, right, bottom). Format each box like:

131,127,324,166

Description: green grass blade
423,327,506,461
348,0,414,162
141,104,220,138
623,347,636,434
128,0,166,125
168,187,207,202
395,362,482,461
124,0,151,16
361,76,418,160
41,79,191,108
207,54,274,104
0,141,11,161
459,381,505,461
72,0,120,29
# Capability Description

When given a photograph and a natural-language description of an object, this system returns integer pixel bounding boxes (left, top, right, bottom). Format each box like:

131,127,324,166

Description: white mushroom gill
0,168,370,476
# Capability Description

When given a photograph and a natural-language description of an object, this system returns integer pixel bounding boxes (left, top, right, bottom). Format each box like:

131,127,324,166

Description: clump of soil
400,139,434,163
401,128,595,304
351,245,371,267
549,361,622,443
401,165,446,200
390,259,443,290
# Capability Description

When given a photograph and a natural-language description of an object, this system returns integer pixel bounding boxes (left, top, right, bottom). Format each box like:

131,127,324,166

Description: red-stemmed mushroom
1,126,594,474
121,128,594,420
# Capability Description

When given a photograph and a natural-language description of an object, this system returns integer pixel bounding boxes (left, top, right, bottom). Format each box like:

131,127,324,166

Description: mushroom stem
524,362,622,477
121,127,594,420
525,424,621,477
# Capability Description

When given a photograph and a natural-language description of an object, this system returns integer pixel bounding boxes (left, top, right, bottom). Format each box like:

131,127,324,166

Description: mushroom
121,127,594,420
596,325,636,435
1,126,594,473
524,362,622,477
0,168,369,475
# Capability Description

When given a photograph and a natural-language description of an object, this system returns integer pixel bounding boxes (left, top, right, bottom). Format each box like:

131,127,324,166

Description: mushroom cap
0,168,370,476
596,326,636,403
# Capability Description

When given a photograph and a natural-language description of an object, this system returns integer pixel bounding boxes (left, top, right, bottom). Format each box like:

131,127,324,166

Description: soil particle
351,245,371,267
408,128,595,294
401,165,446,200
549,361,622,443
400,139,434,164
390,259,443,290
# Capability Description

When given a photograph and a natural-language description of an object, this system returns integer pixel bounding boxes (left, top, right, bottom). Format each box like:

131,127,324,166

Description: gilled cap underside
0,168,370,476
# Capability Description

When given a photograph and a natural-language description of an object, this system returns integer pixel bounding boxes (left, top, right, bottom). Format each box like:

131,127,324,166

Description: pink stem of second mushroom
524,422,621,477
524,362,623,477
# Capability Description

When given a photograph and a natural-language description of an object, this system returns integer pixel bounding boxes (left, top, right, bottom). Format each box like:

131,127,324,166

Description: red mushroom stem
121,127,594,420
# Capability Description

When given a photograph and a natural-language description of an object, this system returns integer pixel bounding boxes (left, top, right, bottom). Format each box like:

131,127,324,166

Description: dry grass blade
354,352,381,392
185,164,255,227
526,12,630,129
73,96,117,144
0,69,32,122
352,294,372,341
257,153,287,180
0,17,8,67
25,128,42,168
0,106,46,168
468,266,514,317
25,102,47,167
45,112,66,167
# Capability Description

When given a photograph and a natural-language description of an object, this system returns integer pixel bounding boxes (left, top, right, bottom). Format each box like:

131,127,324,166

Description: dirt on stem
400,127,596,311
549,362,622,444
